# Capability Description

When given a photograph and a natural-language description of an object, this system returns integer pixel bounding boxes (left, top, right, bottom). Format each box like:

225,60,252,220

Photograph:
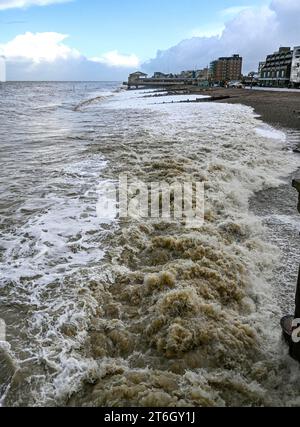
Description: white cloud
220,6,252,18
189,25,225,38
0,32,81,63
272,0,300,9
144,1,300,74
2,0,299,80
0,0,70,10
0,32,138,80
90,50,140,68
188,5,251,40
5,56,133,80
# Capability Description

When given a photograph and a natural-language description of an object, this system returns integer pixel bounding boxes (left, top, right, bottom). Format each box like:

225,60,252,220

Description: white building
291,46,300,86
0,56,6,83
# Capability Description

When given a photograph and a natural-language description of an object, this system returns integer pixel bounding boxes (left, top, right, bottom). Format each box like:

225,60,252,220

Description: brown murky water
0,84,300,406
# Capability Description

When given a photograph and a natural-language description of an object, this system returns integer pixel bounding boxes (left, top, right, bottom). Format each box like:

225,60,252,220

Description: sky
0,0,299,80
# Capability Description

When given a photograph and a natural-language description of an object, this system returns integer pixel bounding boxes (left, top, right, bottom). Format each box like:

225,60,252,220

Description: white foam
269,214,300,231
255,125,287,141
0,157,108,287
1,83,300,407
105,88,209,110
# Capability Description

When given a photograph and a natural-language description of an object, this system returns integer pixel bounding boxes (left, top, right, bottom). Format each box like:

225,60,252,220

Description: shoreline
220,89,300,317
151,87,300,134
217,88,300,315
216,88,300,133
1,83,300,406
145,85,300,350
72,90,300,407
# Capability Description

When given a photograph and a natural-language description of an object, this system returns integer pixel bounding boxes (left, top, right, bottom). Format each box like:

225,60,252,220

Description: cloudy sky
0,0,299,80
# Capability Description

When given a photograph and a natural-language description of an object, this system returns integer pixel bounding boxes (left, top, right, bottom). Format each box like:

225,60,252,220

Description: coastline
213,88,300,314
1,84,300,406
172,86,300,315
69,90,300,407
217,89,300,317
216,88,300,133
157,87,300,134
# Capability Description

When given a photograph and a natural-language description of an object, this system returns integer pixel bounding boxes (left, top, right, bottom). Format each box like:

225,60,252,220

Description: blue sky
0,0,299,80
0,0,265,60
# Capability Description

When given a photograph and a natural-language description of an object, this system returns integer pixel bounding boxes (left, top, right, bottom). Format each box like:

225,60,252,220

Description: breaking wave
1,84,300,406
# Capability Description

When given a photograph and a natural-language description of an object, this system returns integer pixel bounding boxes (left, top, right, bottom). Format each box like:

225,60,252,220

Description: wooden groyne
158,95,232,104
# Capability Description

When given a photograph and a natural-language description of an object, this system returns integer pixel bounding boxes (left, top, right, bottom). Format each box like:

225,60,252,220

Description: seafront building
209,54,243,84
128,71,148,87
258,61,266,75
259,47,293,86
126,46,300,90
153,72,173,79
259,46,300,87
126,67,210,89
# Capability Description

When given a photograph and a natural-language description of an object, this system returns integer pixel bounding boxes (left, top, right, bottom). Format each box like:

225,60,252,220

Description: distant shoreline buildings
127,45,300,90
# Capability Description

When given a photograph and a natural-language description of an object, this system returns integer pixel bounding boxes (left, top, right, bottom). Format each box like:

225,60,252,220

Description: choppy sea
0,82,300,407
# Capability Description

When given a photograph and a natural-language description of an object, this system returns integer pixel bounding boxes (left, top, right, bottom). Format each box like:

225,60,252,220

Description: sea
0,81,300,407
